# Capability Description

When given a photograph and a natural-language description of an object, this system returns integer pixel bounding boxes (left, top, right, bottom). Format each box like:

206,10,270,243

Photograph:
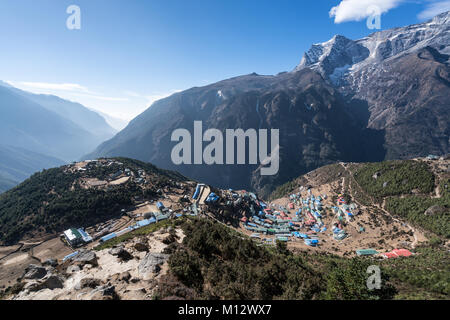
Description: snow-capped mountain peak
294,10,450,83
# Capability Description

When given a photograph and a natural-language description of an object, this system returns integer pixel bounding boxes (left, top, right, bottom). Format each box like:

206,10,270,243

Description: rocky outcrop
22,265,47,280
134,242,149,252
41,275,64,290
89,285,119,300
424,205,447,216
109,246,134,262
138,253,169,279
73,250,98,267
75,278,103,290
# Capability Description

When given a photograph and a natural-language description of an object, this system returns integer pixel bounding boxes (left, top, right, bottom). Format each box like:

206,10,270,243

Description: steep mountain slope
0,85,99,161
17,92,117,142
92,109,129,131
0,81,117,152
0,145,64,193
88,70,384,196
296,11,450,159
88,12,449,196
0,83,119,192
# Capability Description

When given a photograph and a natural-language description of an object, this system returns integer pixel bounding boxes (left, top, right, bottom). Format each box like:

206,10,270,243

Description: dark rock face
109,247,133,261
41,275,64,290
344,47,450,160
23,265,47,280
88,71,381,197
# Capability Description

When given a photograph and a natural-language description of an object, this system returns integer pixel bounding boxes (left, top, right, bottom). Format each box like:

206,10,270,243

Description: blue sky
1,0,449,125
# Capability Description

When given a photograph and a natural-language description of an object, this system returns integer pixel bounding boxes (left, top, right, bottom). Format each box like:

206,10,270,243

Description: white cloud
418,0,450,20
5,80,182,123
6,80,90,93
330,0,404,23
6,80,128,102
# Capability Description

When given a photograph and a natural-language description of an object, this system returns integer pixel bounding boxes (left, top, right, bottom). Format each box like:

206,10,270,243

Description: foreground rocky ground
6,227,183,300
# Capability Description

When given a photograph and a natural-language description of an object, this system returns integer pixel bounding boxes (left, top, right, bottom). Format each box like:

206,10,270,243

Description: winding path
338,162,420,249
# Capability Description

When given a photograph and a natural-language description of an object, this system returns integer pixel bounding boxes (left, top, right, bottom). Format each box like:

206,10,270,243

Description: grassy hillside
354,160,435,199
153,218,448,300
385,178,450,238
353,161,448,238
0,158,187,245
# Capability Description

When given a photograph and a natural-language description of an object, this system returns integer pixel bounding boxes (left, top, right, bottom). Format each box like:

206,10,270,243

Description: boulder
119,271,131,282
110,271,131,283
23,265,47,280
43,259,58,267
138,253,169,278
41,275,64,290
73,250,98,267
90,285,118,300
424,205,447,216
75,278,102,290
109,247,133,262
162,234,177,244
134,242,149,252
66,265,81,274
108,246,124,256
130,277,141,283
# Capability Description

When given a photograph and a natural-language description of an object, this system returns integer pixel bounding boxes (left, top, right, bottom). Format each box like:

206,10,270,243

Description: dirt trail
338,163,423,249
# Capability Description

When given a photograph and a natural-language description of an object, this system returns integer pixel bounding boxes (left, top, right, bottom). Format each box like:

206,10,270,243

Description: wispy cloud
6,81,90,93
418,0,450,20
330,0,404,23
6,80,128,102
5,80,183,122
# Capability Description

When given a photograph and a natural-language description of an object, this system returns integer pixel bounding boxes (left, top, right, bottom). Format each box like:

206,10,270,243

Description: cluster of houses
238,191,328,246
73,159,149,187
61,174,417,259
